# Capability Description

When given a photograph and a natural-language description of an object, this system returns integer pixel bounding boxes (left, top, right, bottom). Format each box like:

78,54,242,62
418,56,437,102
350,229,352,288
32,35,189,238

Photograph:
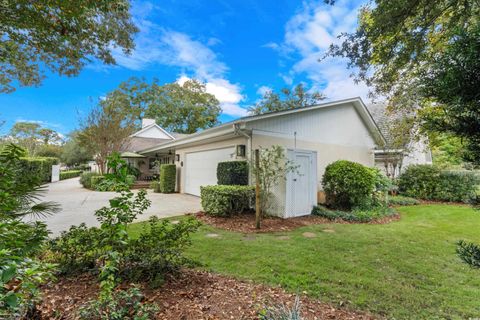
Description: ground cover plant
126,204,480,319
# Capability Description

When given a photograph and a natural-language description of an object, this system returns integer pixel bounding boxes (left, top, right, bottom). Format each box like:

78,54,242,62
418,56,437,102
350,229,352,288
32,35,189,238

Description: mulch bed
193,211,400,233
37,269,376,320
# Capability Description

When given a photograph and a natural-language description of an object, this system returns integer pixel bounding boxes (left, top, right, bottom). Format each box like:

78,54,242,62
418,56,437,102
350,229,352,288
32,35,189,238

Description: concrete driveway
29,177,201,236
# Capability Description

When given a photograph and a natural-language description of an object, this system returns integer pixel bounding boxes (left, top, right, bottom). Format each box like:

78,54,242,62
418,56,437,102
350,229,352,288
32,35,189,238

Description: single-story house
138,97,386,218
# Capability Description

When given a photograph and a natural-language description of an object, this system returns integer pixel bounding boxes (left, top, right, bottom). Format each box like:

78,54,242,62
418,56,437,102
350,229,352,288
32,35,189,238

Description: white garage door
184,147,235,196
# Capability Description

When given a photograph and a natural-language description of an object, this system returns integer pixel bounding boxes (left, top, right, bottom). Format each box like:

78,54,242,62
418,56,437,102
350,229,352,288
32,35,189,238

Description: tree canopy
248,84,325,115
0,0,138,93
9,121,62,156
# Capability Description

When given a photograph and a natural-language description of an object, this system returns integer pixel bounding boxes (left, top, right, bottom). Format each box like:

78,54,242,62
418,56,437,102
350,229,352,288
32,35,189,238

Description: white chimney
141,118,156,128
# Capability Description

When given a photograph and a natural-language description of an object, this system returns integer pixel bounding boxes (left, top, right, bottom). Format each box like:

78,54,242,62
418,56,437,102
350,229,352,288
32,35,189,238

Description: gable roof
131,123,175,140
139,97,386,154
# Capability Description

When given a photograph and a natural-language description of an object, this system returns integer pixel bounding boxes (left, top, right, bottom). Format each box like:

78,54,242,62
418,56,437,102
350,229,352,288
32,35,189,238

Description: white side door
286,150,317,217
184,147,235,196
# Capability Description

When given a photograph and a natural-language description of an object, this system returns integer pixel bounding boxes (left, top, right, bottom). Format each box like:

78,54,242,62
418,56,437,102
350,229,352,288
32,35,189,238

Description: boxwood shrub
322,160,377,210
79,172,101,189
217,161,249,185
398,165,477,202
160,164,176,193
200,185,255,216
60,170,82,180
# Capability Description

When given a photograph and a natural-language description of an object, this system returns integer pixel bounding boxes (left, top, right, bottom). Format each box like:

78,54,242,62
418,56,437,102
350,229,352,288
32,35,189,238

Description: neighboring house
139,97,385,218
368,103,432,178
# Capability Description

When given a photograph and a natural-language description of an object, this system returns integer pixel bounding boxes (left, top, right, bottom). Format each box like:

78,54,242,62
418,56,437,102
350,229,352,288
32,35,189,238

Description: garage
184,147,235,196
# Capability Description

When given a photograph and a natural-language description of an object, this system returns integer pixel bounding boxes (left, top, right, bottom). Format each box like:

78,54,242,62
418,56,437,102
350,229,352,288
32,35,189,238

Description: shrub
150,181,161,193
160,164,176,193
18,157,59,183
95,179,130,192
90,175,106,189
79,172,101,189
217,161,249,185
398,165,477,202
388,195,420,206
125,174,136,186
259,296,302,320
200,185,255,216
60,170,82,180
456,240,480,268
322,160,377,210
311,205,395,222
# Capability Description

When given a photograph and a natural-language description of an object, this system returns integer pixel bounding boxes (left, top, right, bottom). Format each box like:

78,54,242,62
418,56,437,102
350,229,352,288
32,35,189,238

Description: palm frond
14,201,62,219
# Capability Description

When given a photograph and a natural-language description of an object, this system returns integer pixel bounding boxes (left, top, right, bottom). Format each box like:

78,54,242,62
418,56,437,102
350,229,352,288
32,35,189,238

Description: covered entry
184,147,235,196
285,149,317,217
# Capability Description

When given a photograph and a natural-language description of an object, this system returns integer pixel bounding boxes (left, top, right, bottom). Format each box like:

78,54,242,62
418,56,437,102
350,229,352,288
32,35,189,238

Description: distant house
368,103,432,178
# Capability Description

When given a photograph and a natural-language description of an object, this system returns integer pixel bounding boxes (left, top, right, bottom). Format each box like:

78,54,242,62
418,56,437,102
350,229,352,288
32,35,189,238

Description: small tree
252,146,297,227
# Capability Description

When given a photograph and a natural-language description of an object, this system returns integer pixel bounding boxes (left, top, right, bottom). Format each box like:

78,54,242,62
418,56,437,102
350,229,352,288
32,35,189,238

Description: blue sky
0,0,370,136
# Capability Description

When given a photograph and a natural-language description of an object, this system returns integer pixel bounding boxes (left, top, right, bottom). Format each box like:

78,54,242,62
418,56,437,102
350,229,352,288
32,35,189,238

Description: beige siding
175,136,248,193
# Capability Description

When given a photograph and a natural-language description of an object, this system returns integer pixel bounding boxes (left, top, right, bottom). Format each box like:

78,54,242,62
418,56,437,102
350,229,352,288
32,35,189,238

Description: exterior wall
174,136,248,193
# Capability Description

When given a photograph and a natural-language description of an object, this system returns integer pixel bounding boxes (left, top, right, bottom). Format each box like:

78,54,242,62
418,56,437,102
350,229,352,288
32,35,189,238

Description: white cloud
274,0,371,101
109,3,247,117
256,85,272,96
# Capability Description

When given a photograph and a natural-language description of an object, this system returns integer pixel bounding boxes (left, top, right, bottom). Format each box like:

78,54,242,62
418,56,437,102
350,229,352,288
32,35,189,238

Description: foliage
0,220,55,318
150,181,161,193
200,185,255,217
311,205,395,223
61,131,92,166
90,175,106,189
18,156,58,183
96,179,130,192
456,240,480,269
79,172,101,189
159,164,176,193
77,100,136,174
398,165,477,202
217,161,249,185
78,286,158,320
322,160,378,210
249,83,325,115
259,296,302,320
419,24,480,164
253,146,298,216
387,195,420,206
0,0,138,93
0,144,60,219
8,122,62,156
36,144,63,159
429,133,466,169
93,153,136,191
59,170,82,180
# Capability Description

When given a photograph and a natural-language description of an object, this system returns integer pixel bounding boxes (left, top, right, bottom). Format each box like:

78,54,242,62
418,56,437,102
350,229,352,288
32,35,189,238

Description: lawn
129,205,480,319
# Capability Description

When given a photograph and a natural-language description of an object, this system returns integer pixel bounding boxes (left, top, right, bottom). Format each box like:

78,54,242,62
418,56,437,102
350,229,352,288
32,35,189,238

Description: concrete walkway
29,177,201,236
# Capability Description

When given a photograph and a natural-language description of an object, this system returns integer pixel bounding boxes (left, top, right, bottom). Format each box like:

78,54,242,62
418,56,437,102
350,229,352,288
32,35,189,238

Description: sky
0,0,370,136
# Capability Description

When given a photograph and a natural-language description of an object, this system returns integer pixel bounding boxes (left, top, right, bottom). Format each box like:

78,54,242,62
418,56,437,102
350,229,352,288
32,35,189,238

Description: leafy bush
322,160,378,210
125,174,136,186
160,164,176,193
78,287,158,320
150,181,161,193
217,161,249,185
200,185,254,216
456,240,480,268
18,156,59,183
60,170,82,180
79,172,101,189
91,175,106,189
398,165,477,202
311,205,395,223
388,195,420,206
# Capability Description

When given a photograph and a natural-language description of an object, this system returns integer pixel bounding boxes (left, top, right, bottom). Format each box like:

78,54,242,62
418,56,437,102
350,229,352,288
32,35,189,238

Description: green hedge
79,172,102,189
160,164,176,193
311,205,396,222
322,160,378,210
217,161,249,185
18,157,59,183
200,185,255,216
60,170,82,180
398,165,477,202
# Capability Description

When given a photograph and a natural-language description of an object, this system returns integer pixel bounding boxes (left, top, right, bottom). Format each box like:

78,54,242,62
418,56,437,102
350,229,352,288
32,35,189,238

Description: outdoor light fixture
236,144,246,157
176,154,180,162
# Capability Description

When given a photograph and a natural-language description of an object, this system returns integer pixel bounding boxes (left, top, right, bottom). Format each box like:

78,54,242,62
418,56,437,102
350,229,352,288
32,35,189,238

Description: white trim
131,123,175,140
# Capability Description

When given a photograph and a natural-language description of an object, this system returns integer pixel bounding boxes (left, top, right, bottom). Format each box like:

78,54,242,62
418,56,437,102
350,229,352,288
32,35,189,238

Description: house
368,103,433,178
138,97,386,218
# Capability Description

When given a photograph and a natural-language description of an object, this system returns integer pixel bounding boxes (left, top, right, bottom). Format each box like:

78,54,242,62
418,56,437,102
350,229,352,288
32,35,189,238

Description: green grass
129,205,480,319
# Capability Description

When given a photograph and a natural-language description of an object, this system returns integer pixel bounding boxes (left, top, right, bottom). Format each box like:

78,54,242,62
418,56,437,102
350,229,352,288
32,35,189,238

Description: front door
286,150,317,217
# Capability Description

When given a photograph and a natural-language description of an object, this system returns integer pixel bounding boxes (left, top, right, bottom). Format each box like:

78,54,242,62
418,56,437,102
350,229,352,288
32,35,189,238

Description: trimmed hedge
322,160,378,210
19,157,59,183
60,170,82,180
200,185,255,216
79,172,101,189
217,161,249,185
160,164,176,193
398,165,477,202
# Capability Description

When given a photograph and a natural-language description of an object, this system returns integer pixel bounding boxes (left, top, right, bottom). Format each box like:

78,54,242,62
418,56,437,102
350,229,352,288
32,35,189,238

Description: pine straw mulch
37,269,376,320
193,211,400,234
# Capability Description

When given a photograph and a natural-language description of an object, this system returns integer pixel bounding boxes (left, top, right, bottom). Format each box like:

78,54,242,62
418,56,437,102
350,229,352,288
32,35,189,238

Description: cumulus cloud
273,0,371,101
110,2,247,117
256,85,272,96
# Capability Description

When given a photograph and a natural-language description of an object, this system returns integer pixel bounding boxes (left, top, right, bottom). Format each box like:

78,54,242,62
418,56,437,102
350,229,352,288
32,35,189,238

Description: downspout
233,123,253,184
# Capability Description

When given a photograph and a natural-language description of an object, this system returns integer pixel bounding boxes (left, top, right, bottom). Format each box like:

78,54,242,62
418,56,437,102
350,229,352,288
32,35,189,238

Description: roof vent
141,118,156,128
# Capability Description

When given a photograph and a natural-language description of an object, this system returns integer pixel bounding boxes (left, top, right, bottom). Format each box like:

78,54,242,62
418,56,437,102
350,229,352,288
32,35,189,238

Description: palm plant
0,143,60,219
